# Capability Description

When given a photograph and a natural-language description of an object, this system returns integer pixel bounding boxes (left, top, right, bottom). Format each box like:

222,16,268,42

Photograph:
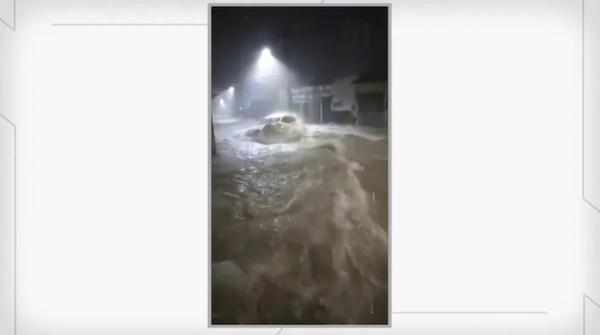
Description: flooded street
211,118,389,324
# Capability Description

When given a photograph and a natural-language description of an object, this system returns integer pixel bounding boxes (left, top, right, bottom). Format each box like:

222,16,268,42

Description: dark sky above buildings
211,6,388,91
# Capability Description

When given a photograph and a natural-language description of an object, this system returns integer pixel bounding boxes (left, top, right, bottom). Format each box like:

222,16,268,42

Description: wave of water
212,120,388,324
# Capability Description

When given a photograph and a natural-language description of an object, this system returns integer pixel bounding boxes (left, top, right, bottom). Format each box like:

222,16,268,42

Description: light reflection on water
212,119,388,324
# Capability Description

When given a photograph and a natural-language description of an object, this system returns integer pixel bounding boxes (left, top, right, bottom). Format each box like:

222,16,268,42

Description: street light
261,47,271,57
246,46,292,113
256,47,276,79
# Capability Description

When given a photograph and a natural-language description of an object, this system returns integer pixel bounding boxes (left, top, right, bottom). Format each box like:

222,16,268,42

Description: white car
246,113,305,144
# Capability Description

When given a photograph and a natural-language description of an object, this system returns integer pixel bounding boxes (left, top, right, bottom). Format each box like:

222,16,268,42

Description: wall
354,81,388,127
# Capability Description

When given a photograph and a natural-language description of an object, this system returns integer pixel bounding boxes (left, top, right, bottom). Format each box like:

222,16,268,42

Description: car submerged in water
245,112,305,144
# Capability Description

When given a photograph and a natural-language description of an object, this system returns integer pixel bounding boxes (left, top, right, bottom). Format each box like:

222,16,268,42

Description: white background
1,0,599,334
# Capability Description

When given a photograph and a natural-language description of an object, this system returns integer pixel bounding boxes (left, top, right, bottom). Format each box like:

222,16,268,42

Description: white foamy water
211,119,388,324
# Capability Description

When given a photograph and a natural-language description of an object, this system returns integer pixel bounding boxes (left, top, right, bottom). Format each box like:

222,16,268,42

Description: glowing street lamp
250,46,291,110
256,47,276,79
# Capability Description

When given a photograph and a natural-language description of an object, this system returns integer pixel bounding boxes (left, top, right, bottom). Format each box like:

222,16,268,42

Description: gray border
208,2,213,328
52,23,206,26
583,294,600,335
0,0,15,30
392,311,548,315
582,0,600,332
583,0,600,215
1,2,17,335
207,2,391,329
0,112,16,335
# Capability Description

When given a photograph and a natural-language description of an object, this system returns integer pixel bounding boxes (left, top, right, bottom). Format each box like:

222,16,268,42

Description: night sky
211,6,388,91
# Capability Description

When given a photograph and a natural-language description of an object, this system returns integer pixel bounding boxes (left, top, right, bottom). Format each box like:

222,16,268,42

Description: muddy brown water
211,120,388,325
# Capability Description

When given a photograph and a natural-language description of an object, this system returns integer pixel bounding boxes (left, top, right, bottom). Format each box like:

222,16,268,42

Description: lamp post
211,117,216,155
211,92,217,155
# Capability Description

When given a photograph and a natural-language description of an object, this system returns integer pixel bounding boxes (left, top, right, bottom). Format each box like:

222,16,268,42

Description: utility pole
211,92,217,155
211,116,216,155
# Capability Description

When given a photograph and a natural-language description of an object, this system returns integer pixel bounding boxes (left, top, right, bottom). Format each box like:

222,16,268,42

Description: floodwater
211,117,388,325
